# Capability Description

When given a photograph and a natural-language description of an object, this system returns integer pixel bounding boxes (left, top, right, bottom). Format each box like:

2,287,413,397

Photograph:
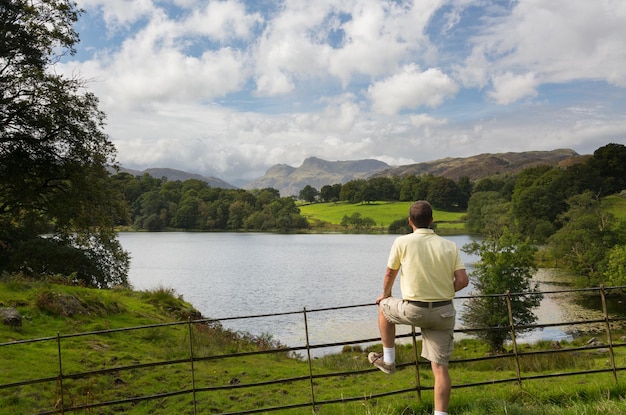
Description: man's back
387,228,464,301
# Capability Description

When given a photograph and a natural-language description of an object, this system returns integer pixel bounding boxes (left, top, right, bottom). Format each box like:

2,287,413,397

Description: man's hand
375,293,390,304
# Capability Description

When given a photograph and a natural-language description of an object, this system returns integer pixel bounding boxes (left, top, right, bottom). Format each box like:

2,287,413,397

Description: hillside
371,148,580,181
113,149,583,197
113,166,236,189
243,156,390,196
245,149,581,196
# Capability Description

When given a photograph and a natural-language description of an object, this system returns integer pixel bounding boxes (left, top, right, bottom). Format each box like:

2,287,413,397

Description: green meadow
298,201,467,233
1,277,626,414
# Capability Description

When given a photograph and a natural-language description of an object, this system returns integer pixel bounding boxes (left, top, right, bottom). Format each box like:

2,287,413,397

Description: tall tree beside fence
461,233,542,353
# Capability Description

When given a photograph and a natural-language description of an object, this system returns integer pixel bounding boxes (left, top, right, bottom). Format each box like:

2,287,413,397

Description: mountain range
114,167,236,190
116,148,585,197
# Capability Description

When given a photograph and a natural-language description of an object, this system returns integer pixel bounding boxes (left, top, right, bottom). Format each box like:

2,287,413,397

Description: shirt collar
413,228,435,234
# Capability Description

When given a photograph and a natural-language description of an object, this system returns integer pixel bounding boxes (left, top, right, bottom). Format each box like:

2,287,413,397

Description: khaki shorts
379,297,456,365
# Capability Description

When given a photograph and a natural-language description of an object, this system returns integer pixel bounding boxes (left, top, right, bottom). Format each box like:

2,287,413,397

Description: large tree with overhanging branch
0,0,129,287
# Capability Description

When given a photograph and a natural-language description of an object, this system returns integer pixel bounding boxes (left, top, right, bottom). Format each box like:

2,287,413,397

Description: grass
603,193,626,222
298,201,467,233
2,275,626,414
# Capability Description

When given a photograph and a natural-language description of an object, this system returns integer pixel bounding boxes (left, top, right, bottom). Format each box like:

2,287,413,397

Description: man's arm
453,269,469,292
375,267,399,304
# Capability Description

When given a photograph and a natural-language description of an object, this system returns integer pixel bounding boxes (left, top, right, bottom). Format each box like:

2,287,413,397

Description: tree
589,143,626,195
426,176,461,210
456,176,472,210
0,0,129,287
548,191,621,285
399,175,421,201
299,185,319,203
465,191,510,237
339,179,366,203
320,183,341,202
461,234,542,353
365,177,398,201
510,166,569,242
340,212,376,230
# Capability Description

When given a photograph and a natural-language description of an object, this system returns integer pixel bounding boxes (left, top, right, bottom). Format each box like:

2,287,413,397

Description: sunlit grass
298,201,466,233
2,277,626,414
603,193,626,222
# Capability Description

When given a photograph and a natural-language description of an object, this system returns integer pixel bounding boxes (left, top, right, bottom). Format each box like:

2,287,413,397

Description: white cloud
294,94,360,134
410,113,448,128
185,1,262,41
489,72,539,105
368,65,458,115
61,0,626,184
77,0,156,28
459,0,626,103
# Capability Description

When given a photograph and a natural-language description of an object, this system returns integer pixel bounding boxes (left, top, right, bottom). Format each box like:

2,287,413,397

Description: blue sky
60,0,626,186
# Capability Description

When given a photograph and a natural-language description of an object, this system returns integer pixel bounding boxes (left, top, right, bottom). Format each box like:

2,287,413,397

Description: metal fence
2,285,626,414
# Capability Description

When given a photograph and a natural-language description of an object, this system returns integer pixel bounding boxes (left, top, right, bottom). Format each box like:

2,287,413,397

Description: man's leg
378,305,396,348
369,301,399,373
431,362,451,413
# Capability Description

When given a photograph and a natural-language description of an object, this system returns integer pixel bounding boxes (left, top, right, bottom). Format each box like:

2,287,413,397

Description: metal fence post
303,307,317,413
505,291,522,387
599,285,618,384
188,318,197,414
56,332,64,414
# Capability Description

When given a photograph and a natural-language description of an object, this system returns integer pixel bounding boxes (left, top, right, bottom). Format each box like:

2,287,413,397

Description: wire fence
2,285,626,414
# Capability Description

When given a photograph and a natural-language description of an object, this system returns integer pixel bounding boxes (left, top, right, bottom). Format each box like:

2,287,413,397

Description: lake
118,232,576,355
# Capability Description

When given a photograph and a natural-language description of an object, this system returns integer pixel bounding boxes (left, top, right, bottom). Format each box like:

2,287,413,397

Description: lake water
118,232,576,355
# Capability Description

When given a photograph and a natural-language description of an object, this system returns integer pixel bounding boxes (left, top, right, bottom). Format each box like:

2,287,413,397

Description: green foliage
465,191,511,237
0,0,129,287
548,191,623,284
340,178,367,203
140,286,201,320
299,184,319,202
589,143,626,195
319,183,342,202
427,175,463,210
604,245,626,287
112,174,310,232
510,166,567,243
461,233,542,353
340,212,376,230
388,217,412,234
463,144,626,288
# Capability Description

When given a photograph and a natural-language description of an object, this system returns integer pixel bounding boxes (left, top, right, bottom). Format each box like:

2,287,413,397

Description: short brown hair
409,200,433,228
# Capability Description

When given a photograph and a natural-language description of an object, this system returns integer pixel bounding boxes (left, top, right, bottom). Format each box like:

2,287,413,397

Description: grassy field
298,201,467,233
2,276,626,414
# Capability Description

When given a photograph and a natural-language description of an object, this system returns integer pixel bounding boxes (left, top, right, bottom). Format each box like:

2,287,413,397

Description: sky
59,0,626,186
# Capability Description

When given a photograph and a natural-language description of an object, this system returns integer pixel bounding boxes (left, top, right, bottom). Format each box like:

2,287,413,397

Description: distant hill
111,149,583,197
243,157,390,196
245,149,582,196
112,167,236,189
370,149,580,181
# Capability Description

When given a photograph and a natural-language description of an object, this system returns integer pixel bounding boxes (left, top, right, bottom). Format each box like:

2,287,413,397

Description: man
369,200,469,415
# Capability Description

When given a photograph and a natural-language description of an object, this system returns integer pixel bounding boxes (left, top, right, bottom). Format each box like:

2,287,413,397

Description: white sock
383,347,395,364
434,411,447,415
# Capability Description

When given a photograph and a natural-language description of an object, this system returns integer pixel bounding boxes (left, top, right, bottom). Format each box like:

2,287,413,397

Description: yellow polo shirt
387,228,465,301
